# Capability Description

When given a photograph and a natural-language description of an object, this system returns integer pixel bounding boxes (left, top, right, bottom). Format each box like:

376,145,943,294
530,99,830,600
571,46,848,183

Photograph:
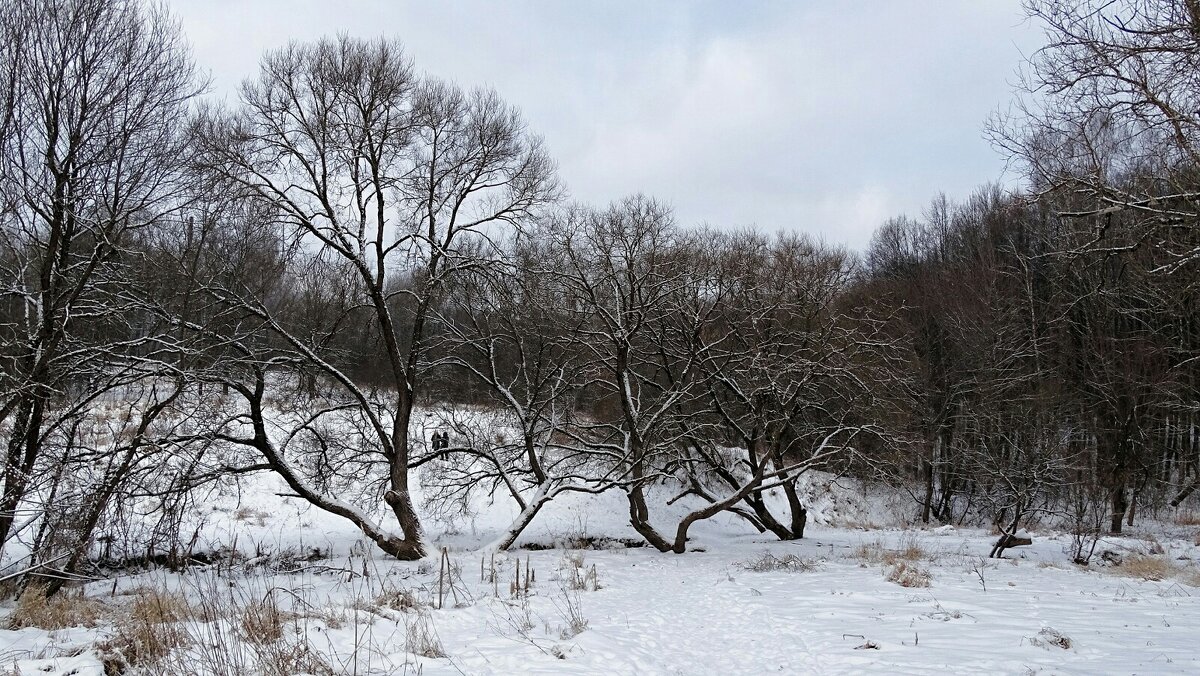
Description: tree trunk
486,485,552,551
920,457,934,524
628,481,672,552
1169,475,1200,507
743,494,793,539
1109,484,1127,534
0,397,43,555
385,393,425,559
782,481,807,540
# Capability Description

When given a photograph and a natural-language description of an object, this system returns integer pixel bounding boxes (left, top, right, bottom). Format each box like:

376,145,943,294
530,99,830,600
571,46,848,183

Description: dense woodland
1,0,1199,593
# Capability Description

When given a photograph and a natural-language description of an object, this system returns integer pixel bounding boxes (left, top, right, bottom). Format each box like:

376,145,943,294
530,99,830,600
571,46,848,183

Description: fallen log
989,530,1032,558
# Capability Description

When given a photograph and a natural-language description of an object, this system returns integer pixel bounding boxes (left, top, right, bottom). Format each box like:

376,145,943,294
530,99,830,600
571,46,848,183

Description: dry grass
97,591,194,673
894,533,930,561
1110,554,1177,581
7,586,106,630
129,588,193,624
233,507,270,526
1174,511,1200,526
852,533,932,566
406,610,446,658
839,519,883,531
1100,553,1200,586
239,595,288,644
244,617,335,676
851,540,883,564
99,581,343,675
885,561,932,588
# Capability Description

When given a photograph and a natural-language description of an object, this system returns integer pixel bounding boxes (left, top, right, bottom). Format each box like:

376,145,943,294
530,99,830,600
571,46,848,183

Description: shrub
885,561,931,588
739,551,821,573
1029,627,1072,650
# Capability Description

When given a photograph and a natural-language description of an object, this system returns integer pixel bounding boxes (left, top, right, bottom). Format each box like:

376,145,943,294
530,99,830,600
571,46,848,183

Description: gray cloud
173,0,1042,250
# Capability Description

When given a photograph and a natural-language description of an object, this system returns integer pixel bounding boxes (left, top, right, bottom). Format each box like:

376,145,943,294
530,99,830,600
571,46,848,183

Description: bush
739,551,821,573
1029,627,1072,650
885,561,931,587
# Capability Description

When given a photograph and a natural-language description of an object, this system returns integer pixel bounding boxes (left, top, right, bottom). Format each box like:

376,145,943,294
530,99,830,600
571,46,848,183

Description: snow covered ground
1,472,1198,675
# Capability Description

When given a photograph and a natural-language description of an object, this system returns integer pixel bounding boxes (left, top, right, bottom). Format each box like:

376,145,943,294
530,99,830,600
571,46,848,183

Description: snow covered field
1,474,1199,675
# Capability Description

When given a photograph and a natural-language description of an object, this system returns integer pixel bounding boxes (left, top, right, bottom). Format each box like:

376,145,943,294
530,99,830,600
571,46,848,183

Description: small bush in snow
553,587,588,639
885,561,931,588
560,552,601,591
1029,627,1072,650
740,551,821,573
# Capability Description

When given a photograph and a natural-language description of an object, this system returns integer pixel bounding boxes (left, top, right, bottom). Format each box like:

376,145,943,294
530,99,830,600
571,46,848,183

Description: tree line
0,0,1197,589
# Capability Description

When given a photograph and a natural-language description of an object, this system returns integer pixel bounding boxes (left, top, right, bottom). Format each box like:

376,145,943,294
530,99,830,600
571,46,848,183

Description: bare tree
0,0,198,561
538,197,696,551
422,230,617,550
995,0,1200,276
541,201,875,552
190,36,558,559
689,230,879,539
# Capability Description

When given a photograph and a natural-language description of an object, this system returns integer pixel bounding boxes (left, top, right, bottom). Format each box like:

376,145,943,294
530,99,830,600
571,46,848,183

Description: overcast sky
172,1,1043,251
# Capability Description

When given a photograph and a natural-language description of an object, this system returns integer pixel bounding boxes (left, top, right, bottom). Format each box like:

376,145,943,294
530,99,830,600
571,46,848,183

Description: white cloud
171,0,1042,250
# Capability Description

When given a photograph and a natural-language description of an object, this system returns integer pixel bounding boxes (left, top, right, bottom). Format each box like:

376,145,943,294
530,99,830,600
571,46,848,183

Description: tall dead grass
7,586,106,630
95,577,343,675
97,590,193,672
851,533,934,566
1109,554,1179,582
